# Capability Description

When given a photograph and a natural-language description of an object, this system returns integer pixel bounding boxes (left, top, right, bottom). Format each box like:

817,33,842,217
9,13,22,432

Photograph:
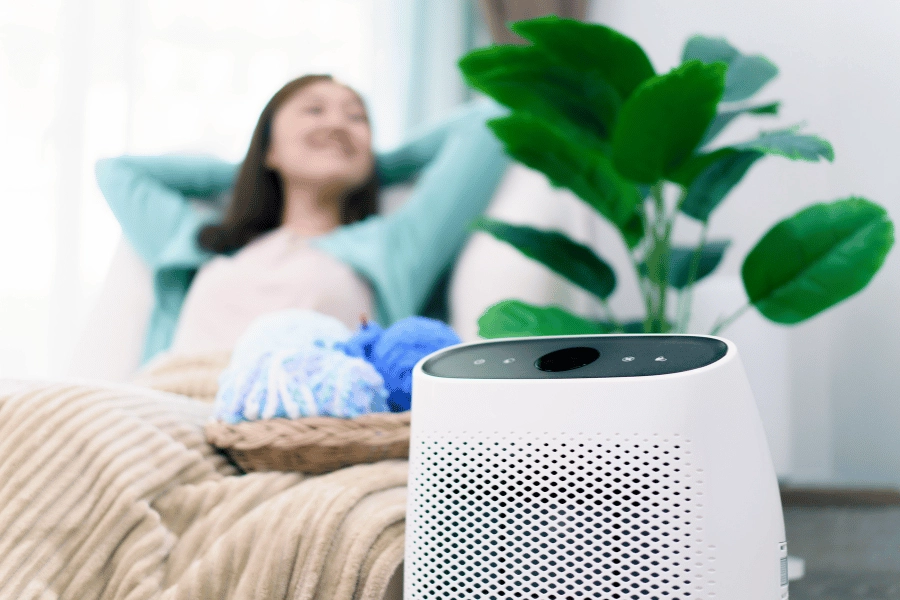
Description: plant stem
675,221,709,332
629,251,653,328
632,195,655,332
710,302,752,336
643,183,667,332
647,184,688,333
651,182,666,230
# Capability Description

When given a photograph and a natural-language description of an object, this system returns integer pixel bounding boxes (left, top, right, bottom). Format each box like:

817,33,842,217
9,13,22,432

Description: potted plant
458,16,894,338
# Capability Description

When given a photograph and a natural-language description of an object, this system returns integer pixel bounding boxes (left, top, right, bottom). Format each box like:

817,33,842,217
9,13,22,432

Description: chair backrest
67,164,607,381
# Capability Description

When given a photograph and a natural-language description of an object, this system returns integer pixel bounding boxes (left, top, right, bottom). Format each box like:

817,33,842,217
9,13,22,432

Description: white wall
589,0,900,485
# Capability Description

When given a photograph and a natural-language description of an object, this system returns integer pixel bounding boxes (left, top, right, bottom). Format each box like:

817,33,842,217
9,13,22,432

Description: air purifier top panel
421,334,728,379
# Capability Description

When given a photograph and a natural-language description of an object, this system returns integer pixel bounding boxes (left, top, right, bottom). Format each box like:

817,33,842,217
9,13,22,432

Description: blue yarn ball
370,317,461,412
336,321,385,362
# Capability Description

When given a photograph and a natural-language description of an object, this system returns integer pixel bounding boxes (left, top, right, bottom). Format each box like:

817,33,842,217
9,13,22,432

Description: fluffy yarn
214,310,388,423
214,310,460,422
229,309,352,369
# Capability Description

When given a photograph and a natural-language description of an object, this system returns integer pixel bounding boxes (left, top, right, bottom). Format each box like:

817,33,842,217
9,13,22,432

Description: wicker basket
204,411,411,474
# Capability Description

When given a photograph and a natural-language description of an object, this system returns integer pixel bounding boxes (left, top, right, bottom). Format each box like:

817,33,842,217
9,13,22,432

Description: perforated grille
408,433,714,599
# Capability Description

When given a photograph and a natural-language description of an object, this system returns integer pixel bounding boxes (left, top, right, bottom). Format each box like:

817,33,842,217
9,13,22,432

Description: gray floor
785,506,900,599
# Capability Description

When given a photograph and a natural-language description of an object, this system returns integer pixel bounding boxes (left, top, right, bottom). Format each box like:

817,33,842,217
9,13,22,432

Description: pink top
171,227,373,354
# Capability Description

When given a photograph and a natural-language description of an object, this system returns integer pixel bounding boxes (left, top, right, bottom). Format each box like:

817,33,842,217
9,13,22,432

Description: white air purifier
406,334,788,600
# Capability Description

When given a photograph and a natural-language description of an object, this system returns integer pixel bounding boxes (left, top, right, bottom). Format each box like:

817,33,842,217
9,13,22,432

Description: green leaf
681,149,763,221
747,102,780,114
611,60,726,183
733,126,834,162
682,35,739,64
702,101,780,146
473,218,617,300
667,147,735,187
668,241,730,288
742,198,894,324
459,45,620,143
638,241,730,289
722,55,779,102
510,16,656,102
682,35,779,102
478,300,615,338
679,125,833,222
488,113,643,247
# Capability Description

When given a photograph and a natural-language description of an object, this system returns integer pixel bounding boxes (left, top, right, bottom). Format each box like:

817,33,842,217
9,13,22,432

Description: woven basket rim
205,411,411,451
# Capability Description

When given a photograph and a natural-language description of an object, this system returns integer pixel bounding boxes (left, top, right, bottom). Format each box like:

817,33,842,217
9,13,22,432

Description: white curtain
0,0,482,378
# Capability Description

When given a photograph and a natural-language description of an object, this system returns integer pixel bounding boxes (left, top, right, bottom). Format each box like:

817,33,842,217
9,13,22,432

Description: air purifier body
406,334,788,600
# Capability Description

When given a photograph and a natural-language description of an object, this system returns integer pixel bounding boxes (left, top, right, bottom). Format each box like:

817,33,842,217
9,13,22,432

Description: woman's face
265,80,374,191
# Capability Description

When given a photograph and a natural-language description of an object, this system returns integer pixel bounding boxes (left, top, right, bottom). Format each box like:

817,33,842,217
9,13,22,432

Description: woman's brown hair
198,74,379,254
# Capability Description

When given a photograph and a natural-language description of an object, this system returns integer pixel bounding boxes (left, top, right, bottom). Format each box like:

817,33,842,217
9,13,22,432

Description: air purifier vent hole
409,433,712,599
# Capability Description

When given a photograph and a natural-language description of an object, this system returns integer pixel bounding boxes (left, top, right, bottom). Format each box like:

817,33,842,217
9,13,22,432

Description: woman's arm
311,101,510,324
95,155,238,267
375,103,503,186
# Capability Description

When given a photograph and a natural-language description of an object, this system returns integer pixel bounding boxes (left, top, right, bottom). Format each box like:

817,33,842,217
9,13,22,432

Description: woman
96,75,509,362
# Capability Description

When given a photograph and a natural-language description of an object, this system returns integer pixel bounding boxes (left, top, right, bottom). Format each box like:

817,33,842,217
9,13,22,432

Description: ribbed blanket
0,379,407,600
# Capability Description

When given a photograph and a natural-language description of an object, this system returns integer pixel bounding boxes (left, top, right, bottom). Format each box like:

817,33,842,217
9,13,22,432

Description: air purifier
406,334,788,600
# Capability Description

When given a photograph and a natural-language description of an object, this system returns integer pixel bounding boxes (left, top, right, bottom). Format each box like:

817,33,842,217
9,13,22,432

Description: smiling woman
172,76,382,352
95,75,511,361
199,75,380,254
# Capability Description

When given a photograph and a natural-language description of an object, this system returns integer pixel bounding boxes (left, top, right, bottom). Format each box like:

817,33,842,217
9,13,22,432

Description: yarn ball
336,320,384,362
368,316,461,412
229,309,352,370
214,346,388,424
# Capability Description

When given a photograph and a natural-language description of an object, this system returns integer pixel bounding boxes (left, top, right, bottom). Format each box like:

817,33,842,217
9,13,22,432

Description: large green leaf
510,16,655,102
638,241,730,288
678,125,833,222
742,198,894,324
488,113,643,247
611,60,726,183
701,101,780,146
733,126,834,162
478,300,614,338
459,45,619,143
474,218,617,300
681,149,764,221
682,35,779,103
668,241,730,288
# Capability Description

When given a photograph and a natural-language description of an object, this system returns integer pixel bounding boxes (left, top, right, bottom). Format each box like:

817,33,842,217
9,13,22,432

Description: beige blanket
131,350,233,403
0,376,407,600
